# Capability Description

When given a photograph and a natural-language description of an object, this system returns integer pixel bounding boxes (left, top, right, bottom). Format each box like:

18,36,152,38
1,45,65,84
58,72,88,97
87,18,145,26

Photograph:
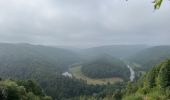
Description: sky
0,0,170,47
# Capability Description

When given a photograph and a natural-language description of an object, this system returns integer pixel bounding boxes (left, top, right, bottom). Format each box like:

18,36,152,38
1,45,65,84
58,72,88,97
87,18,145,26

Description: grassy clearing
69,66,123,85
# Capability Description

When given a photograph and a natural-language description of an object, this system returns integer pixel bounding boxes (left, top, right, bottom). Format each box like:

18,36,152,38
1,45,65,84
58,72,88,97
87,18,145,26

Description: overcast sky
0,0,170,47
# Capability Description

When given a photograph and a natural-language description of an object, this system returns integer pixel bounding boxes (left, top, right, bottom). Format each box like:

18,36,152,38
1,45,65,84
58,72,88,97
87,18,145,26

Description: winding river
68,62,135,82
127,65,135,81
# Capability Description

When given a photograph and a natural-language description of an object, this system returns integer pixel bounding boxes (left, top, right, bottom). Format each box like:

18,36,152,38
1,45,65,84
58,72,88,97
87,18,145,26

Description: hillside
81,55,130,80
75,45,148,60
1,43,170,100
129,46,170,71
0,43,80,80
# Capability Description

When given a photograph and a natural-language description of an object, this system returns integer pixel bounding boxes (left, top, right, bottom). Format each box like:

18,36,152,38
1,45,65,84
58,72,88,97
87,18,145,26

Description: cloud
0,0,170,47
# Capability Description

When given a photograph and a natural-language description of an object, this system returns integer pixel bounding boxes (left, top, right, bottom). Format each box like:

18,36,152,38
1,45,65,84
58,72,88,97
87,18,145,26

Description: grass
69,66,123,85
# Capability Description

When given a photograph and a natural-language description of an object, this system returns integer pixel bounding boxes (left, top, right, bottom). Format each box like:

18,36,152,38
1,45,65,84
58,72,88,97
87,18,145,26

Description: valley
0,0,169,99
0,43,170,100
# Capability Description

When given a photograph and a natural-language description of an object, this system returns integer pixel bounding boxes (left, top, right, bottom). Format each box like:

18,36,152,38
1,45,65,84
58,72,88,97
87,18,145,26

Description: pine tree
156,60,170,89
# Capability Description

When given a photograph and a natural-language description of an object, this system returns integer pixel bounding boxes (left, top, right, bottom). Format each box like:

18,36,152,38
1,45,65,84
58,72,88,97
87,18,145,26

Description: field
69,66,123,85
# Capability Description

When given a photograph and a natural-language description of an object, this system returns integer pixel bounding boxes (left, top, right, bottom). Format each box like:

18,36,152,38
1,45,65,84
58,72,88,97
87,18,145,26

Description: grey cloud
0,0,170,47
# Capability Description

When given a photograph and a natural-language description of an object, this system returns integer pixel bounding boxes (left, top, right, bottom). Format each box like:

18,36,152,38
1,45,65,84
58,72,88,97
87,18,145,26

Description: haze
0,0,170,47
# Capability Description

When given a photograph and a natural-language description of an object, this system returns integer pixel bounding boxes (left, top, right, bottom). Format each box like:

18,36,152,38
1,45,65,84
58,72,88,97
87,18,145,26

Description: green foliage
125,82,137,95
79,96,98,100
43,96,52,100
153,0,163,9
0,79,52,100
0,43,80,99
123,59,170,100
17,80,44,96
0,43,80,80
40,74,107,99
81,55,129,79
1,43,170,100
156,60,170,89
146,90,167,100
144,66,160,89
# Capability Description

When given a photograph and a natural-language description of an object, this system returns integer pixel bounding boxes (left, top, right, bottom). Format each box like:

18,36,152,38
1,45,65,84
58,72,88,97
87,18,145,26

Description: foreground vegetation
75,59,170,100
0,79,52,100
123,59,170,100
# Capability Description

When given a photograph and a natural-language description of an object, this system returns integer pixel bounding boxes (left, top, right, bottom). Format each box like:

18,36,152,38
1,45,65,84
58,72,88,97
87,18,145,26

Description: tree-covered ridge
81,55,129,80
0,43,80,79
0,79,52,100
129,46,170,71
76,45,147,60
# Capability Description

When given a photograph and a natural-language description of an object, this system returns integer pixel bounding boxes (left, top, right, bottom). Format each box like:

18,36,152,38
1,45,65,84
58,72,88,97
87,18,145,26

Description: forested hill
129,46,170,71
75,45,148,60
81,55,130,80
0,43,80,79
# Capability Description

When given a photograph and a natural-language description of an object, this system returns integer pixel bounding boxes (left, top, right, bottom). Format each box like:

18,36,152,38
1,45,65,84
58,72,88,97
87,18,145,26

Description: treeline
0,79,52,100
63,82,125,100
39,74,105,100
38,73,125,100
1,74,114,100
81,56,129,80
0,73,126,100
1,71,121,100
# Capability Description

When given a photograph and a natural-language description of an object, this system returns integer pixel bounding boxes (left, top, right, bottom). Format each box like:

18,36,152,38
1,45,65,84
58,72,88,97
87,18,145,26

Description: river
127,65,135,82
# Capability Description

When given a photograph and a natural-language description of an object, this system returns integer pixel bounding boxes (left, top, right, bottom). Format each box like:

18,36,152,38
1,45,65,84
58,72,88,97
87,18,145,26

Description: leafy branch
153,0,163,9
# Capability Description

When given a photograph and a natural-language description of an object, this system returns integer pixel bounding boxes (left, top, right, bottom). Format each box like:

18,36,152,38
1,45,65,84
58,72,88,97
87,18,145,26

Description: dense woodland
0,43,170,100
81,55,129,80
0,79,52,100
0,74,126,100
0,43,80,77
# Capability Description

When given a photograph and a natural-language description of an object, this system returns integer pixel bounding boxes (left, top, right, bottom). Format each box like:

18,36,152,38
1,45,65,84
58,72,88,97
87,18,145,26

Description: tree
0,79,52,100
144,66,160,89
17,80,44,97
156,60,170,89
